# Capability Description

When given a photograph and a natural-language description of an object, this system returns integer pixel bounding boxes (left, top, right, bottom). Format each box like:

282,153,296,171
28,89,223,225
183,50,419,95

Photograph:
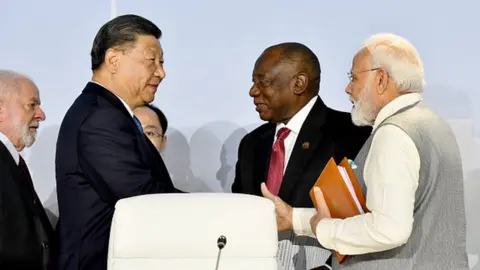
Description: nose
36,106,46,121
155,65,166,80
345,82,352,95
249,85,260,97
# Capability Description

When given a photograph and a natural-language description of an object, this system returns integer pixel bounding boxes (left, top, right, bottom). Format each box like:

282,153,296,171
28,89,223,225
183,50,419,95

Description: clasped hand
260,183,332,235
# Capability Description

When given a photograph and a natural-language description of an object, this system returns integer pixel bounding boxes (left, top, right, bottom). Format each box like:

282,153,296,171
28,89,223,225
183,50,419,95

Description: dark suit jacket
232,97,372,207
0,142,57,270
55,82,178,270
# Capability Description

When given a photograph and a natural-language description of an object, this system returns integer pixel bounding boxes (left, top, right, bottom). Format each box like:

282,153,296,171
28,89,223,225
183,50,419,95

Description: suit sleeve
78,108,172,201
339,114,371,159
348,125,372,158
231,136,246,193
330,111,371,159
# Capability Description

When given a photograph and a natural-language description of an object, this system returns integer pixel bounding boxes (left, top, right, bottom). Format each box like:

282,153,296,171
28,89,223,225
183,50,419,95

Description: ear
292,73,308,95
376,68,389,95
104,48,120,73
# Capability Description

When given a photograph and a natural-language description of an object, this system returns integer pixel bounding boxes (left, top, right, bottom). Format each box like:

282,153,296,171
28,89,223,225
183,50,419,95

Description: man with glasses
134,103,168,153
232,42,372,269
55,14,181,270
262,33,469,269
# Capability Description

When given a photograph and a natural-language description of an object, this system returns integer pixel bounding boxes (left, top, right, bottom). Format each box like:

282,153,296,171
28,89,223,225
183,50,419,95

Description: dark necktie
266,127,291,195
18,156,41,207
133,115,143,133
19,156,34,186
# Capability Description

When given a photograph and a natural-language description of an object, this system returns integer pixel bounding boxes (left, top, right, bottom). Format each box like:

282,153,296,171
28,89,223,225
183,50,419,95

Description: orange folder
309,157,369,264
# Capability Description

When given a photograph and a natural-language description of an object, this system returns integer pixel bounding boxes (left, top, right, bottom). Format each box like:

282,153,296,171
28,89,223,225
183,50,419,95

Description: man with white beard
261,33,469,269
0,70,57,270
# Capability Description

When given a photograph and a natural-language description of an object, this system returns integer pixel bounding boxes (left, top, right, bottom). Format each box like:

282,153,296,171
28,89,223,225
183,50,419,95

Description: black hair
91,14,162,71
265,42,321,93
145,103,168,134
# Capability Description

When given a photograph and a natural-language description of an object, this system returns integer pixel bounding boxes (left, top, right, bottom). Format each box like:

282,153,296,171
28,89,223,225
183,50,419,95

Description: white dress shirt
272,96,333,270
90,81,134,116
275,95,318,172
0,131,20,165
293,93,423,255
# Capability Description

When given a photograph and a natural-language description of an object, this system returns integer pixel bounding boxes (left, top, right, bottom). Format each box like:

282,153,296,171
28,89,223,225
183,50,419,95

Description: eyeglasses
144,130,164,138
347,68,380,83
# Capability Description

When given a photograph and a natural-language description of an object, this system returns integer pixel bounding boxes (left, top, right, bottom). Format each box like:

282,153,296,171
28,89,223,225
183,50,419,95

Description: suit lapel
83,82,170,181
252,125,275,193
0,142,55,236
278,98,327,200
0,143,32,215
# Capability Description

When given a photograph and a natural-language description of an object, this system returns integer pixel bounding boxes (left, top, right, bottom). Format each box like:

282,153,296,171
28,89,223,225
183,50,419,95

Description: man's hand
310,187,332,235
260,183,293,231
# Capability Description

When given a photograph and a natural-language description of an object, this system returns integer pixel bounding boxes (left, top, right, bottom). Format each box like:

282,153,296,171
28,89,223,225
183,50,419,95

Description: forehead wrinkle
254,49,297,81
16,80,40,101
352,49,372,70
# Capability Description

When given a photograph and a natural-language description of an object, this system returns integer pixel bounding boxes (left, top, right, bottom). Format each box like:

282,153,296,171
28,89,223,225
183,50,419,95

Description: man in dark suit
55,15,181,270
231,43,371,269
0,70,57,270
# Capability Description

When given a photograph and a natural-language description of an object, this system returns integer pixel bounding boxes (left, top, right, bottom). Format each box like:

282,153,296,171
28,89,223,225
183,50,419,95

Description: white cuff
292,208,317,237
315,218,336,250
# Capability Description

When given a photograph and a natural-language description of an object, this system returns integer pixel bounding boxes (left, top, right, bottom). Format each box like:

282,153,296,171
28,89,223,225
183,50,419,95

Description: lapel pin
302,142,310,150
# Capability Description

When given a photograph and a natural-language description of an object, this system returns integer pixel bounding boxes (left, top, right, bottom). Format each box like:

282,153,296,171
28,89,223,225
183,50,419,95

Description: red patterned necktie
266,127,291,195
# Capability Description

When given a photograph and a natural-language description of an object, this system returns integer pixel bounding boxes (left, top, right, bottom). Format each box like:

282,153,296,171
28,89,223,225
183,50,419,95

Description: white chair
107,193,278,270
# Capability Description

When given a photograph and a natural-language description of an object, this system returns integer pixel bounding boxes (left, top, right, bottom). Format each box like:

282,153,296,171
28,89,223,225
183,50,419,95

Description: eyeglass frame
347,68,381,83
143,129,164,139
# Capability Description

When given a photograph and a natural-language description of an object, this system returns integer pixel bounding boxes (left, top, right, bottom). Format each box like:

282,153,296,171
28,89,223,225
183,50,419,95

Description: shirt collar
90,81,134,117
276,95,318,136
373,93,423,131
0,131,20,165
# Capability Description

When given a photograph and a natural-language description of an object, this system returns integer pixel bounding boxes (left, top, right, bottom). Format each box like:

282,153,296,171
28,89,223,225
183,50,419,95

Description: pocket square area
348,159,358,169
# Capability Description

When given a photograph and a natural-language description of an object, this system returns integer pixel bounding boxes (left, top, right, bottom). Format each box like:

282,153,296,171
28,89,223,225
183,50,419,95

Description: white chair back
107,193,278,270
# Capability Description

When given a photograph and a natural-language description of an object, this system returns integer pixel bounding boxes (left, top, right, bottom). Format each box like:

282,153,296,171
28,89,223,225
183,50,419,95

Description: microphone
215,235,227,270
217,235,227,249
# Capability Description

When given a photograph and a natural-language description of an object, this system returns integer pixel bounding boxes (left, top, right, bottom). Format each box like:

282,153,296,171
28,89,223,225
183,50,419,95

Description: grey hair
361,33,425,93
0,70,33,103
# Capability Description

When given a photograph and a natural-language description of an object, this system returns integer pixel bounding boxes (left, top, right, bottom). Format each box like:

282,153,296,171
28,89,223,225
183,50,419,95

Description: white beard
350,85,377,127
11,117,38,148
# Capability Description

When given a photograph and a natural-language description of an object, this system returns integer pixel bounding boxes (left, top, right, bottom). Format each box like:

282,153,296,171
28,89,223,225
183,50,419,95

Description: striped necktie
133,115,143,133
266,127,291,195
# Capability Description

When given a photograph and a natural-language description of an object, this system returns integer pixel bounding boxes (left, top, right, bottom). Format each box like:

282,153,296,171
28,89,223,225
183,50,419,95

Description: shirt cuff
315,218,336,250
292,208,317,237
